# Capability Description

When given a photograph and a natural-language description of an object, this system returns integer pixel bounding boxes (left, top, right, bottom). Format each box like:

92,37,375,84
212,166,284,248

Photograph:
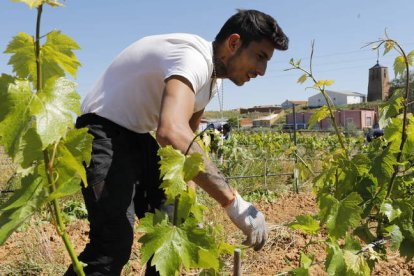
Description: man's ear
227,33,241,52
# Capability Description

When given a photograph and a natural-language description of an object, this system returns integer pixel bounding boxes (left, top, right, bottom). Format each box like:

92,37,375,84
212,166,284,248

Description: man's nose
256,61,267,76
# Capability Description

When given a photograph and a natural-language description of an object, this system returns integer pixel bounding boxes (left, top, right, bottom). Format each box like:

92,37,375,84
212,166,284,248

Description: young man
66,9,288,275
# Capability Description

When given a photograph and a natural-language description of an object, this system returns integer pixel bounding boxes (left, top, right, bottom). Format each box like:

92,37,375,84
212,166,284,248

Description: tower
367,62,390,101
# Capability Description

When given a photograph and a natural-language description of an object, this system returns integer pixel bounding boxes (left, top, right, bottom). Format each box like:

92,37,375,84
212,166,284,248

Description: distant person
222,123,232,140
65,9,289,276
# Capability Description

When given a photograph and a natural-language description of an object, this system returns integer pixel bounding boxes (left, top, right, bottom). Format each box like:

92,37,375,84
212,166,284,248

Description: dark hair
215,9,289,50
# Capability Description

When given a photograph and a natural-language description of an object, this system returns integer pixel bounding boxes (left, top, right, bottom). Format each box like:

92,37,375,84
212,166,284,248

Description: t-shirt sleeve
164,45,210,94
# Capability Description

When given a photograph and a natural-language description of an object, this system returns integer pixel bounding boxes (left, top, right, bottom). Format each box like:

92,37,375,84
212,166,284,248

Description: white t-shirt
81,33,221,133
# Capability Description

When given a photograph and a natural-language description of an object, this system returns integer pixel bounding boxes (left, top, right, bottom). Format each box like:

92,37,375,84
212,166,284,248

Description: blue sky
1,0,413,111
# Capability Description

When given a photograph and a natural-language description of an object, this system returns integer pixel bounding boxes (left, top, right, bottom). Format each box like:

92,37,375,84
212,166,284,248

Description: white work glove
225,192,268,251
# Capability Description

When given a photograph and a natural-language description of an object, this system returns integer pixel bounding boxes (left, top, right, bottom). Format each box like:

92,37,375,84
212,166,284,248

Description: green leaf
319,193,363,240
42,31,81,79
47,129,92,199
325,241,346,275
0,79,33,160
63,128,93,167
16,127,43,168
343,250,371,276
344,235,362,252
314,80,335,88
159,146,205,199
291,268,309,276
4,31,80,87
31,77,80,148
183,152,204,182
307,106,330,129
353,224,375,244
384,117,402,145
370,146,396,186
176,188,206,223
379,93,403,128
0,171,48,245
383,40,394,56
300,251,313,268
4,32,36,81
407,50,414,66
385,225,403,251
403,115,414,156
289,215,320,235
11,0,43,8
380,199,402,222
138,216,219,275
297,74,308,84
400,238,414,261
393,55,406,78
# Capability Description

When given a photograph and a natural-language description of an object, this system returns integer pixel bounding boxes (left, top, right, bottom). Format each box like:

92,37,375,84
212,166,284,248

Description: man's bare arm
156,76,234,206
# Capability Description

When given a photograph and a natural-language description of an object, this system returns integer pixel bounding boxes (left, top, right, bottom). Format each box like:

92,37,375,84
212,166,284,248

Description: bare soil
1,192,413,275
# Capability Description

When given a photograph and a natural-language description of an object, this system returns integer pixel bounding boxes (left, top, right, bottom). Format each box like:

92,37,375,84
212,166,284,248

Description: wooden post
234,248,241,276
293,168,300,193
264,159,268,191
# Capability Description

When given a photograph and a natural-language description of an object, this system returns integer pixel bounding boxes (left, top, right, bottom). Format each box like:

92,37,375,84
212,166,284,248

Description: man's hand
225,192,268,251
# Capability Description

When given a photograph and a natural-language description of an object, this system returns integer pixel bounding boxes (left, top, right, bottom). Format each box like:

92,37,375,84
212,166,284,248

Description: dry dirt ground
1,192,414,275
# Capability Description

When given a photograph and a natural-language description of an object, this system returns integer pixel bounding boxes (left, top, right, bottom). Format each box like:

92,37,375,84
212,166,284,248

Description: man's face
226,39,275,86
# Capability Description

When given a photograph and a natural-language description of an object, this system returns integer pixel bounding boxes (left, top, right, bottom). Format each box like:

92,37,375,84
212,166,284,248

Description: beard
213,48,245,86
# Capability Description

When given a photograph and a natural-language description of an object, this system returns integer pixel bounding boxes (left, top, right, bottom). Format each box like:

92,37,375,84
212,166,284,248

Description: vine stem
35,5,84,276
385,40,410,199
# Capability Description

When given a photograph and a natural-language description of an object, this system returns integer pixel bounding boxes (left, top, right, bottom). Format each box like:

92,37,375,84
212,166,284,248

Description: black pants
65,114,165,276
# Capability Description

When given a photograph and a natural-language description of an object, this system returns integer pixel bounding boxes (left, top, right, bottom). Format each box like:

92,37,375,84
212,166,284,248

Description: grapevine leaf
403,115,414,156
400,239,414,261
183,152,204,182
47,143,85,200
0,79,33,160
176,188,206,223
45,129,93,200
139,216,219,275
384,117,402,145
4,32,36,81
385,225,403,251
300,252,313,268
139,223,185,276
319,193,363,240
0,170,48,245
63,128,93,167
353,224,375,244
383,40,394,56
407,50,414,66
11,0,42,8
159,146,204,199
314,80,335,88
42,31,81,79
30,77,80,148
393,56,406,78
380,199,402,222
182,218,220,270
289,215,320,235
378,92,403,128
325,241,346,276
17,127,43,168
159,146,185,181
344,235,362,252
290,268,309,276
343,250,371,276
307,106,329,130
297,74,308,84
369,146,396,186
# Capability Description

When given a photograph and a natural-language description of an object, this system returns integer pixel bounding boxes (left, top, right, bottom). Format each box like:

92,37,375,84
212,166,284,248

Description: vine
0,1,92,275
286,36,414,275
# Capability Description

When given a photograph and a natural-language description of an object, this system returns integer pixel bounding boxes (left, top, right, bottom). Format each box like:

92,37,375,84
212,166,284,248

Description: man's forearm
186,138,235,206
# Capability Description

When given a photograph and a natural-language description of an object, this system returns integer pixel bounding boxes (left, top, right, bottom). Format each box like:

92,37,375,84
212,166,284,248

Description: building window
366,116,372,127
